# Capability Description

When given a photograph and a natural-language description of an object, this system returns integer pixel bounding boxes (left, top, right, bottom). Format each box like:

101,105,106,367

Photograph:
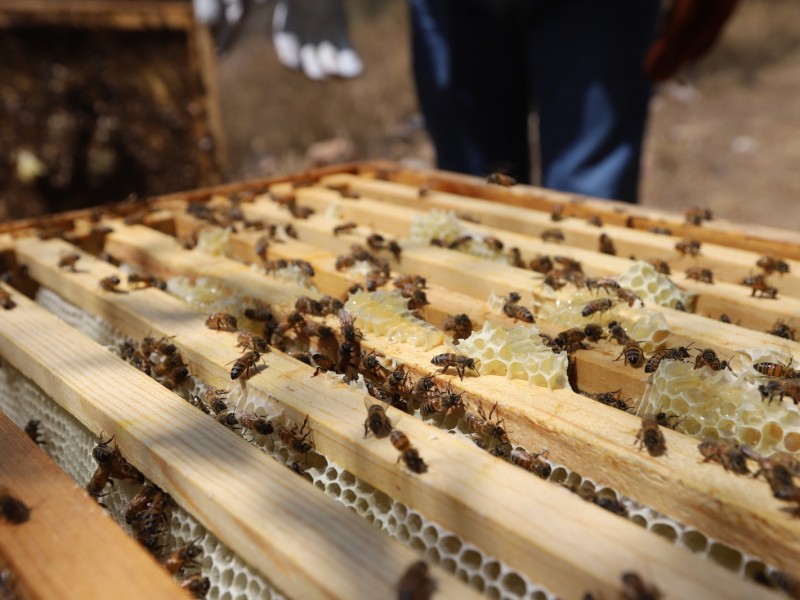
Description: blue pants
410,0,660,202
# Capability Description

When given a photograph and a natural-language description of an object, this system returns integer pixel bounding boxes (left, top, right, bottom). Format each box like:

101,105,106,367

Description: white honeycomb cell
539,289,670,353
345,290,444,350
167,276,244,315
266,263,317,291
409,210,463,245
639,357,800,455
617,261,695,310
455,322,569,390
196,227,232,257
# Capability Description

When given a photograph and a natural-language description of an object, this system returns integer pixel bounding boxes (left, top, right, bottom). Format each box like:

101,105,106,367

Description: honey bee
123,484,160,524
230,351,263,382
333,222,358,236
442,313,473,341
464,403,509,445
410,374,438,409
164,539,203,575
697,438,750,474
751,451,800,501
607,320,631,345
583,323,605,343
318,295,345,315
58,252,81,271
541,228,564,243
86,465,112,498
290,259,315,278
743,273,778,298
644,346,692,373
487,172,516,186
204,387,229,414
556,257,582,272
418,184,432,197
390,430,428,474
598,233,616,255
127,273,166,290
311,353,336,377
502,298,535,323
620,572,662,600
581,298,613,318
550,205,564,222
237,412,274,436
554,328,587,352
483,236,504,252
335,255,356,271
244,300,276,324
293,296,322,316
586,277,620,294
92,434,143,483
615,340,645,369
24,419,45,446
635,415,667,457
338,309,362,343
567,482,629,517
757,255,790,276
719,313,732,324
360,350,387,377
649,226,672,235
767,319,796,341
99,275,125,293
646,258,671,275
583,389,630,412
366,234,386,251
276,416,313,454
234,331,269,354
684,266,714,284
675,238,701,256
529,254,553,274
587,215,603,227
205,312,238,331
364,401,392,438
0,487,30,524
400,286,429,310
264,259,289,274
431,353,479,380
684,207,712,225
509,447,551,479
509,247,525,268
388,240,403,262
180,575,211,598
396,561,436,600
422,383,465,418
447,234,473,250
753,357,797,379
693,348,731,371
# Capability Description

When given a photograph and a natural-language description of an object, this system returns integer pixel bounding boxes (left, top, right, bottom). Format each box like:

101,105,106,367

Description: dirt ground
216,0,800,231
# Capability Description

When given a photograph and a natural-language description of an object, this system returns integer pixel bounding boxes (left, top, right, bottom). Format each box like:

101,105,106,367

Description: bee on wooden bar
447,234,473,250
743,273,778,298
396,560,436,600
394,274,427,290
203,387,229,414
92,434,144,484
587,215,603,227
422,383,465,419
550,205,564,222
675,238,701,256
58,252,81,271
487,172,516,186
586,277,620,295
554,328,587,352
388,240,403,262
236,331,269,353
86,465,112,499
311,353,336,377
510,447,551,479
567,482,629,517
541,228,564,243
649,226,672,235
189,394,213,415
635,415,667,457
685,266,714,284
318,295,344,315
483,236,504,252
644,345,692,374
386,366,410,395
335,255,357,271
364,401,392,438
216,412,240,431
464,402,509,445
205,312,238,332
0,488,30,524
509,247,525,268
418,184,432,197
230,351,263,382
264,259,289,274
431,352,480,380
410,374,438,409
753,358,797,379
608,320,631,345
127,273,166,290
99,275,125,293
164,538,203,575
598,233,616,255
338,309,362,343
295,295,324,316
390,430,428,474
616,288,643,308
646,258,671,275
123,484,159,524
750,451,800,500
24,419,45,446
529,254,553,274
360,350,388,377
400,286,429,310
767,319,796,341
620,572,662,600
684,207,713,225
581,298,613,318
237,412,274,436
502,295,535,323
756,255,790,277
584,389,631,412
693,348,731,371
333,222,358,236
180,575,210,598
276,416,313,455
244,300,276,323
290,259,315,278
583,323,605,343
442,313,473,341
366,234,386,252
698,438,750,474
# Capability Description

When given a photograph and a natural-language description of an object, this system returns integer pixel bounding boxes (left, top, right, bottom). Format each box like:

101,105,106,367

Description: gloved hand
192,0,247,53
644,0,739,82
272,0,364,81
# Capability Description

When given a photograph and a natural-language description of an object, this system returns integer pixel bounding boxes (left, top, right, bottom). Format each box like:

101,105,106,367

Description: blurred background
2,0,799,228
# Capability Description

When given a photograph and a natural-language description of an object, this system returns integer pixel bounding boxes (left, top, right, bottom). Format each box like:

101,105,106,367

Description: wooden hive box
0,162,798,600
0,0,224,219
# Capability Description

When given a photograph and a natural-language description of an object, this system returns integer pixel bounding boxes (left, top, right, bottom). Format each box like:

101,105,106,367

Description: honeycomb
640,351,800,455
167,276,246,317
455,321,569,390
409,209,463,245
539,288,670,353
345,289,444,350
617,261,695,310
195,227,232,257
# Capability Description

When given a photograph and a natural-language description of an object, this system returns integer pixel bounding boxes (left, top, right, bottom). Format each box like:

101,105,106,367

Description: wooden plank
0,281,473,600
12,239,783,600
0,411,184,600
50,230,800,577
368,165,800,260
0,1,194,30
321,173,800,300
282,186,800,333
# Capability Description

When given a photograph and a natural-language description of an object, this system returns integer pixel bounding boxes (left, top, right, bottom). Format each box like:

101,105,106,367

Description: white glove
272,0,364,81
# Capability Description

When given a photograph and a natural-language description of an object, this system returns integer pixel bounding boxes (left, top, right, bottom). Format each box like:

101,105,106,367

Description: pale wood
239,196,800,360
0,412,184,600
12,241,786,599
369,165,800,260
280,186,800,332
0,1,194,30
0,280,474,600
33,232,800,577
321,173,800,300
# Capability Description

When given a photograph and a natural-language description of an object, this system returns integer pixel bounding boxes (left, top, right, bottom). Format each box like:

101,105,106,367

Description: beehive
1,162,799,600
